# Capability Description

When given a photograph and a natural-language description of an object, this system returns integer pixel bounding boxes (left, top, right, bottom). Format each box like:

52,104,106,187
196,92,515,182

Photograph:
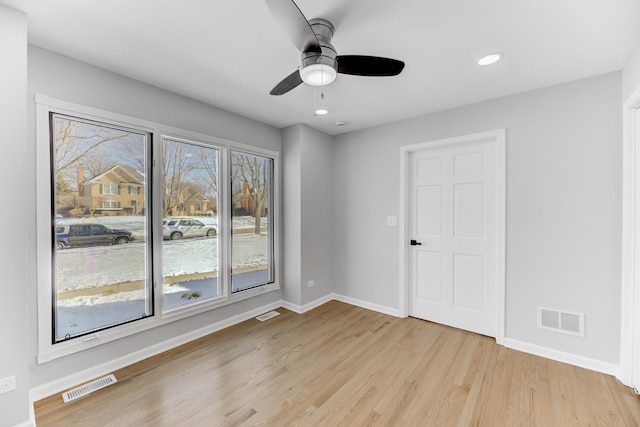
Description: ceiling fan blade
270,69,303,95
265,0,321,53
337,55,405,76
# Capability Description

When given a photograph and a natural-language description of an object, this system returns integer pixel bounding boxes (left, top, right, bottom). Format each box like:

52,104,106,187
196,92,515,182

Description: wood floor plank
34,301,640,426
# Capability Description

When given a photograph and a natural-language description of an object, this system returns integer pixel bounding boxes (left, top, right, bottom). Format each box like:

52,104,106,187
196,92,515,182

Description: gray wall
0,6,30,427
282,126,303,305
1,17,631,426
623,45,640,102
299,125,334,305
333,72,622,364
26,47,283,389
283,124,334,307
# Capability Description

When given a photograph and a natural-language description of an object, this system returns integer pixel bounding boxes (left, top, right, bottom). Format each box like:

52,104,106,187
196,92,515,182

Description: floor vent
256,311,280,322
62,374,117,403
537,307,584,337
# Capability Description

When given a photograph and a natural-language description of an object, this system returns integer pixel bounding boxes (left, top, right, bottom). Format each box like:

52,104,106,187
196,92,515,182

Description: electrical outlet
0,376,16,395
307,280,315,288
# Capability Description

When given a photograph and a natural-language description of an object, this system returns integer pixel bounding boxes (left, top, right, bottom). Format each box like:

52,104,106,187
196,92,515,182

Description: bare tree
53,118,130,184
163,140,197,217
53,117,136,217
232,153,270,234
76,195,106,217
82,151,115,179
198,147,218,199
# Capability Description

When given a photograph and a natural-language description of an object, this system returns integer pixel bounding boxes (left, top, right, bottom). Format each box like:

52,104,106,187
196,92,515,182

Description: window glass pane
51,114,151,342
230,151,274,293
162,138,219,310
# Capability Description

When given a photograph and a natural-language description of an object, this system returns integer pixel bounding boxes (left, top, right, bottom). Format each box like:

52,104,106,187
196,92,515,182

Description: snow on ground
54,215,271,340
57,215,265,237
56,234,268,291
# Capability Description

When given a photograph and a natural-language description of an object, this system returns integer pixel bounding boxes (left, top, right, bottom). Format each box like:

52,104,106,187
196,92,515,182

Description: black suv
56,224,135,249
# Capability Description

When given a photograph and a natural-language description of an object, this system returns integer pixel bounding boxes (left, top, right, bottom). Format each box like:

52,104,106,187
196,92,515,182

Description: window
102,200,120,209
231,151,275,292
50,113,151,344
101,183,118,195
162,137,219,311
36,96,279,362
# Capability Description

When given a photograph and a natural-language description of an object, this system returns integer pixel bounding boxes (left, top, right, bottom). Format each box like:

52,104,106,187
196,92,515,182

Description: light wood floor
36,301,640,426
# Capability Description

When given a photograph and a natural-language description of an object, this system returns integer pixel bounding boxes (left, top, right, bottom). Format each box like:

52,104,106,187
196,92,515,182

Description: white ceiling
4,0,640,135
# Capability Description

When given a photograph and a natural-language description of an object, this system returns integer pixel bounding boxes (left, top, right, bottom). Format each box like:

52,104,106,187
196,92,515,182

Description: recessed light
478,52,504,66
314,108,329,116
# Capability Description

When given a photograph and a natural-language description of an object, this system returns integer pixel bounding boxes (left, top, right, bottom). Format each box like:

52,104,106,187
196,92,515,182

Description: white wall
333,72,622,365
282,124,334,308
0,6,30,426
26,47,283,389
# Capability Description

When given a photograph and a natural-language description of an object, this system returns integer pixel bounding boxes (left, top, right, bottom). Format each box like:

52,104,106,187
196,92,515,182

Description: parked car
56,224,135,249
163,217,217,240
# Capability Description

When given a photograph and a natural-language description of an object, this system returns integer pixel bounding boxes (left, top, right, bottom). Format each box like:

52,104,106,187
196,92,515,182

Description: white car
162,217,217,240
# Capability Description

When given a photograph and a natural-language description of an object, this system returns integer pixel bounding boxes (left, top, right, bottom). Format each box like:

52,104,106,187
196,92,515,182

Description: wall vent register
537,307,584,337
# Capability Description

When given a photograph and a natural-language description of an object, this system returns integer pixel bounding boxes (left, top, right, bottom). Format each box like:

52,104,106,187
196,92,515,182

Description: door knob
410,239,422,246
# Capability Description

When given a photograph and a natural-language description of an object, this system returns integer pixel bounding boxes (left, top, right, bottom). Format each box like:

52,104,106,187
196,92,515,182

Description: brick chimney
77,165,85,195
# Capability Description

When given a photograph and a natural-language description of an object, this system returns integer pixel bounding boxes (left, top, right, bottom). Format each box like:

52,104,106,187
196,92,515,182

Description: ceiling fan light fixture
478,52,504,66
300,63,337,86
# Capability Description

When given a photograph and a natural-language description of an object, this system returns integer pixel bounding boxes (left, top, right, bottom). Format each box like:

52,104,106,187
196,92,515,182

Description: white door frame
398,129,506,344
620,85,640,387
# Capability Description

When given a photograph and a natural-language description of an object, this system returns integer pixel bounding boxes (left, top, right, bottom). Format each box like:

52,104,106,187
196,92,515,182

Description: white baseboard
30,294,398,403
30,300,283,402
503,337,620,377
332,293,400,317
280,293,335,314
31,295,618,418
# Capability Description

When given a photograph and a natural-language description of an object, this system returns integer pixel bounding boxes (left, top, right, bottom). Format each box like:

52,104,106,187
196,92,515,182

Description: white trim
620,84,640,386
398,129,506,342
28,295,397,404
281,293,335,314
280,293,401,317
28,294,620,413
332,293,401,317
35,94,281,363
503,338,620,377
30,299,283,402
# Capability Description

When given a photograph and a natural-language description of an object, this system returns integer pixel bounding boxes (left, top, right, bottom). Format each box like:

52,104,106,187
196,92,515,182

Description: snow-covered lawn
54,215,271,340
56,234,267,291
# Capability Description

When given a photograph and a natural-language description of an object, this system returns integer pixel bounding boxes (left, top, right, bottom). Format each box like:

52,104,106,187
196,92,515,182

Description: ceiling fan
265,0,405,95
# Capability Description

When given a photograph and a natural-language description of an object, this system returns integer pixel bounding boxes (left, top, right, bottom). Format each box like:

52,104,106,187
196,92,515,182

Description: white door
408,133,503,337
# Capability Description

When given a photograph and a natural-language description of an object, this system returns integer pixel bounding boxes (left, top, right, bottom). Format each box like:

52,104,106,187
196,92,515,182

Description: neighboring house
166,186,214,216
78,164,145,215
234,180,266,216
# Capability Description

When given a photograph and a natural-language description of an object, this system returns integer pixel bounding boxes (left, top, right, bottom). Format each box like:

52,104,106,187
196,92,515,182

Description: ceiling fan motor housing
300,18,337,79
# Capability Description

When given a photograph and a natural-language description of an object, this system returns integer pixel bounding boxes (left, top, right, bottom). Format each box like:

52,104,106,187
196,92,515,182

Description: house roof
83,164,145,186
182,187,210,203
4,1,640,135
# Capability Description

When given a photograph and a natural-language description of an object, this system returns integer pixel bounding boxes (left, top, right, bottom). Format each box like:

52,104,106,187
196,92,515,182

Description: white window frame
102,200,120,209
35,94,280,363
101,183,118,195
